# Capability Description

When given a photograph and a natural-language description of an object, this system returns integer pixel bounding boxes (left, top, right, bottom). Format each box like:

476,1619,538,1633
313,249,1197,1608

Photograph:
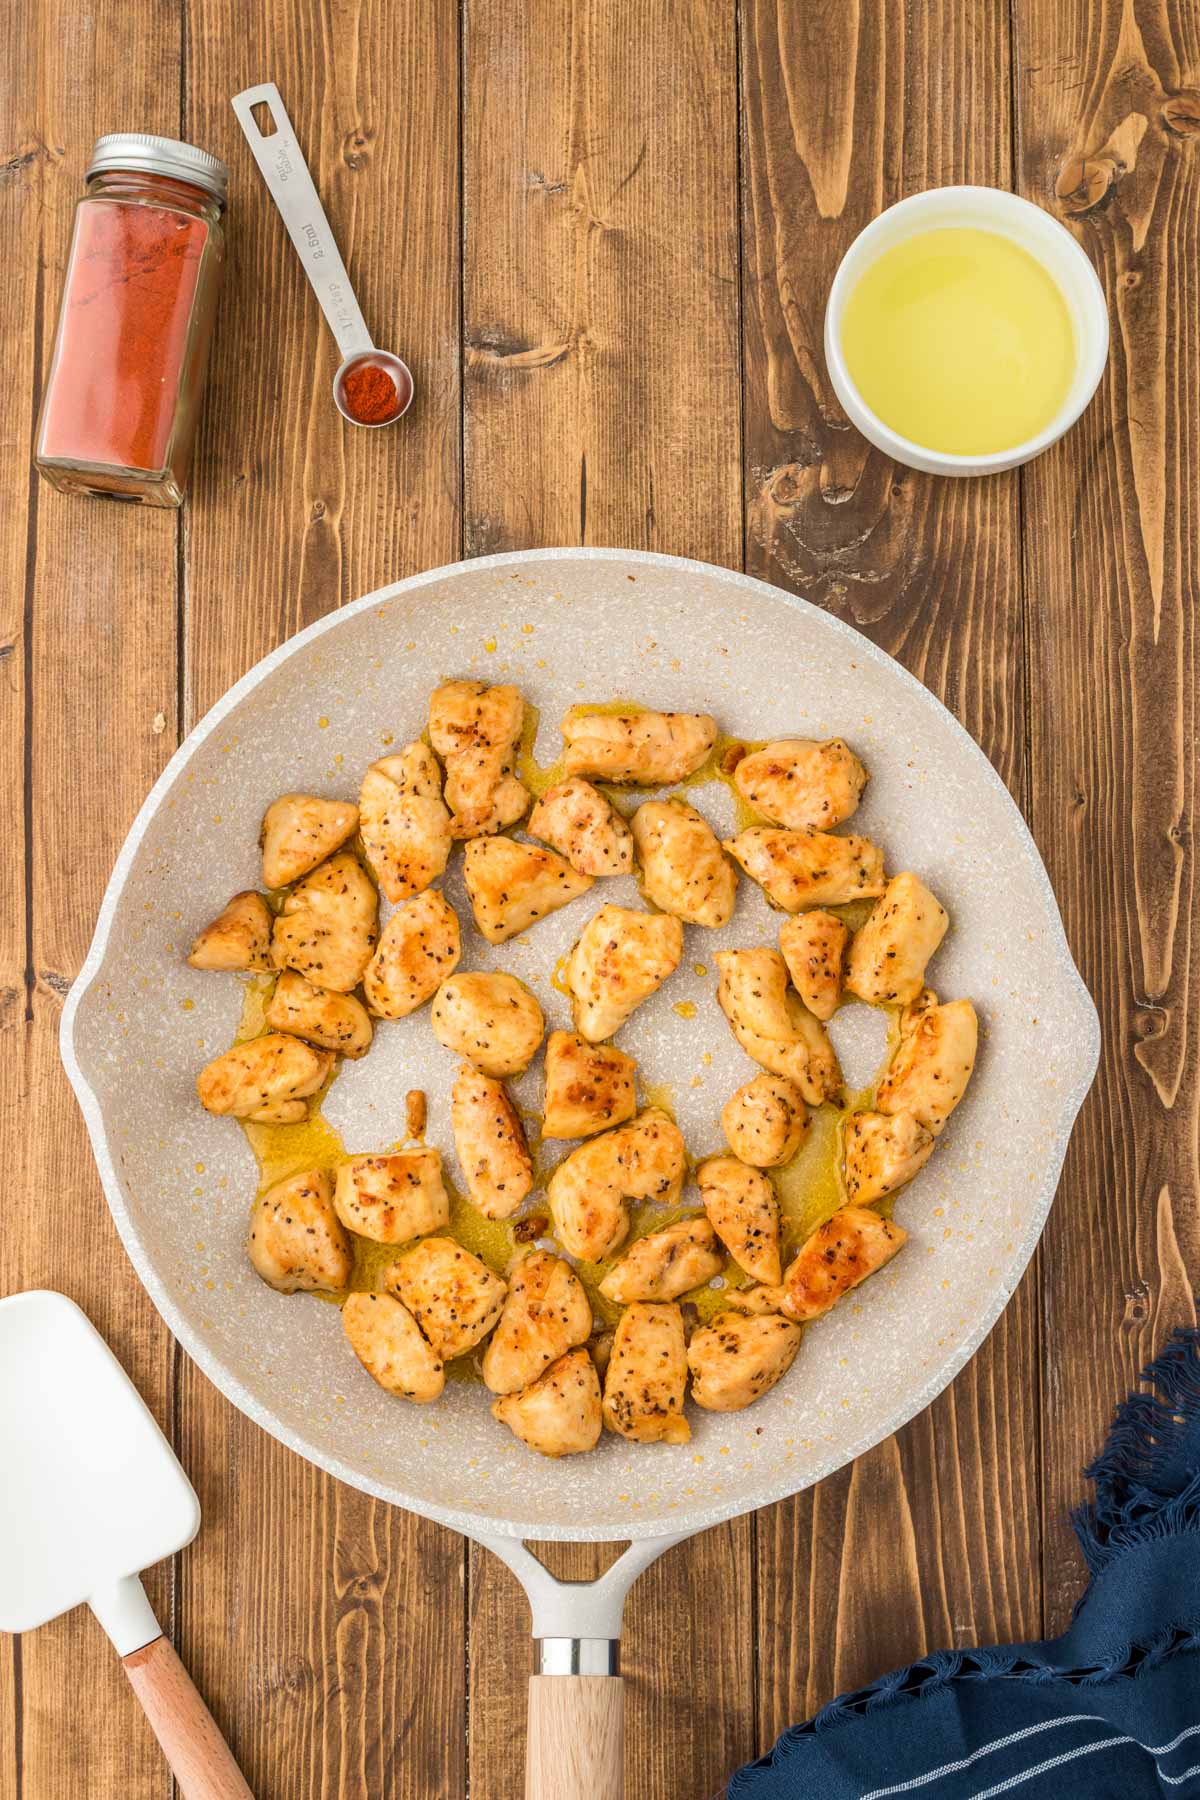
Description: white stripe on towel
859,1716,1117,1799
966,1735,1133,1798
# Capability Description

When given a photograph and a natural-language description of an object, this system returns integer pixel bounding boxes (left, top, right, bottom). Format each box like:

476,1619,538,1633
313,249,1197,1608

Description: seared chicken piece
720,1073,810,1168
541,1031,637,1139
722,1284,790,1317
601,1302,690,1444
247,1169,351,1294
260,793,358,889
877,994,978,1134
482,1251,592,1394
358,743,452,903
187,891,273,972
779,911,849,1022
333,1149,450,1244
266,971,373,1059
428,679,529,838
547,1109,687,1261
715,949,841,1105
724,826,886,911
385,1237,507,1360
342,1292,444,1402
697,1155,782,1285
362,889,460,1020
270,851,378,993
562,707,717,785
631,798,737,928
733,738,868,830
598,1216,723,1304
463,836,593,944
688,1313,802,1411
492,1348,603,1457
527,778,634,877
451,1062,533,1219
782,1206,907,1321
843,1110,935,1206
564,904,684,1042
197,1034,331,1120
845,872,949,1006
431,971,544,1076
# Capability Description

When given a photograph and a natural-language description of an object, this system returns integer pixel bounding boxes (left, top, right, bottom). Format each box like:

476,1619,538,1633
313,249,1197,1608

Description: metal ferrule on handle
540,1638,620,1676
230,83,374,364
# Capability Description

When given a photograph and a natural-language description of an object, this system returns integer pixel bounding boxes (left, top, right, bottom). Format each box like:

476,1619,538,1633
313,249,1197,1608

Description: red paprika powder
340,361,402,425
36,134,228,507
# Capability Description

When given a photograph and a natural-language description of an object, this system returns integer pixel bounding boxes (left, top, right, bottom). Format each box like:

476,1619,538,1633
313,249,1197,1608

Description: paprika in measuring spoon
36,135,228,507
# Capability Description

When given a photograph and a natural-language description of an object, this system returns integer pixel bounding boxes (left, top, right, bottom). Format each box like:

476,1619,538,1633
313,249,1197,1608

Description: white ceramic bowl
824,186,1110,477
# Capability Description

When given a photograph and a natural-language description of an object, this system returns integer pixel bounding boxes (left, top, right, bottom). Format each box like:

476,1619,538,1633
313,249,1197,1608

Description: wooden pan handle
122,1635,254,1800
525,1674,624,1799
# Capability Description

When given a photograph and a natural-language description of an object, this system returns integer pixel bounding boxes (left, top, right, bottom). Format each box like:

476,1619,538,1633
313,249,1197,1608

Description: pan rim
60,546,1101,1543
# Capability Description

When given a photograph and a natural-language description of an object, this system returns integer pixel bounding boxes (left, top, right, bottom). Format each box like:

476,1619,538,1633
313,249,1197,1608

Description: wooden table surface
3,2,1198,1796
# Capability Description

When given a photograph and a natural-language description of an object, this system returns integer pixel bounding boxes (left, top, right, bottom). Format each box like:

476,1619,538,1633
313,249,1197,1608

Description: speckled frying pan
62,548,1099,1798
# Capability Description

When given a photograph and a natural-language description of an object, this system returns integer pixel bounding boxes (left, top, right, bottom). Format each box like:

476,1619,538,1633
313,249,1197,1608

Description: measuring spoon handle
232,82,374,363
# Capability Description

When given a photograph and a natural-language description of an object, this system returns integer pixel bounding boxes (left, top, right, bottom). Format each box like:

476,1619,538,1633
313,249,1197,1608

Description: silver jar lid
87,133,229,203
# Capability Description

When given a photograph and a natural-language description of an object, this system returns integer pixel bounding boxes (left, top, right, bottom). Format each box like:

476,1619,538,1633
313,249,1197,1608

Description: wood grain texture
460,3,750,1796
1013,0,1200,1631
740,0,1045,1744
174,4,467,1798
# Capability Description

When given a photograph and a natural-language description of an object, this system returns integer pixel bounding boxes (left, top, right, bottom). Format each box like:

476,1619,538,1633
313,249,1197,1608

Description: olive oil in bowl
839,227,1075,457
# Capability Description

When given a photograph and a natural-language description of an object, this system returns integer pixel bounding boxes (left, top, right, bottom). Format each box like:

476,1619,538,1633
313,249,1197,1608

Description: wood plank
740,0,1044,1747
175,4,467,1795
460,1,747,1794
0,2,183,1796
1013,0,1200,1630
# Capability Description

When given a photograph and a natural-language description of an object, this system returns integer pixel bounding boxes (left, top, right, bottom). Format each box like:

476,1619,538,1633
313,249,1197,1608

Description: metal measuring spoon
232,82,414,427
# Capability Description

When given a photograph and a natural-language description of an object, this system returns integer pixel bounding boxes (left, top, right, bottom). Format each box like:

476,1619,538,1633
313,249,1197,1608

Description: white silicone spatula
0,1290,253,1799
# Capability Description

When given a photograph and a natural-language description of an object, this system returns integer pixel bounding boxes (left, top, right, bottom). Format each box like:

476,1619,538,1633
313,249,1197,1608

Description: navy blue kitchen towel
727,1325,1200,1798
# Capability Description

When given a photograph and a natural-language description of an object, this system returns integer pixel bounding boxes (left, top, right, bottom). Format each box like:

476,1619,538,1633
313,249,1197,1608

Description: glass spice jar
35,134,228,508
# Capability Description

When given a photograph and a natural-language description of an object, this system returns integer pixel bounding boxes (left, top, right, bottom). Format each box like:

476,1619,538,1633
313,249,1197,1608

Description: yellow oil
839,227,1075,455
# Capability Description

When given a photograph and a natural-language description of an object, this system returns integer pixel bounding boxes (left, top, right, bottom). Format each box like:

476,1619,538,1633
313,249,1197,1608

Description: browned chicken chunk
492,1349,602,1457
720,1073,810,1168
463,836,593,944
565,904,684,1041
843,1110,935,1206
601,1302,690,1444
527,778,634,877
715,949,841,1105
451,1062,533,1219
385,1237,507,1360
358,743,452,903
482,1252,592,1395
781,1206,906,1320
598,1216,724,1304
846,872,949,1006
547,1108,687,1261
362,888,461,1019
197,1034,332,1121
877,994,978,1134
562,707,717,785
260,793,358,889
429,680,529,838
342,1292,444,1402
688,1312,802,1411
431,971,544,1076
541,1031,638,1139
724,826,886,911
779,911,849,1021
187,891,273,972
333,1149,450,1244
270,851,378,993
697,1155,782,1285
266,971,373,1058
247,1169,351,1294
631,798,737,928
733,738,867,830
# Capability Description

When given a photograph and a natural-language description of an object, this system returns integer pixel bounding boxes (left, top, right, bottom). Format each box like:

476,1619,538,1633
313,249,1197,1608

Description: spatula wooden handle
525,1674,623,1799
122,1635,254,1799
